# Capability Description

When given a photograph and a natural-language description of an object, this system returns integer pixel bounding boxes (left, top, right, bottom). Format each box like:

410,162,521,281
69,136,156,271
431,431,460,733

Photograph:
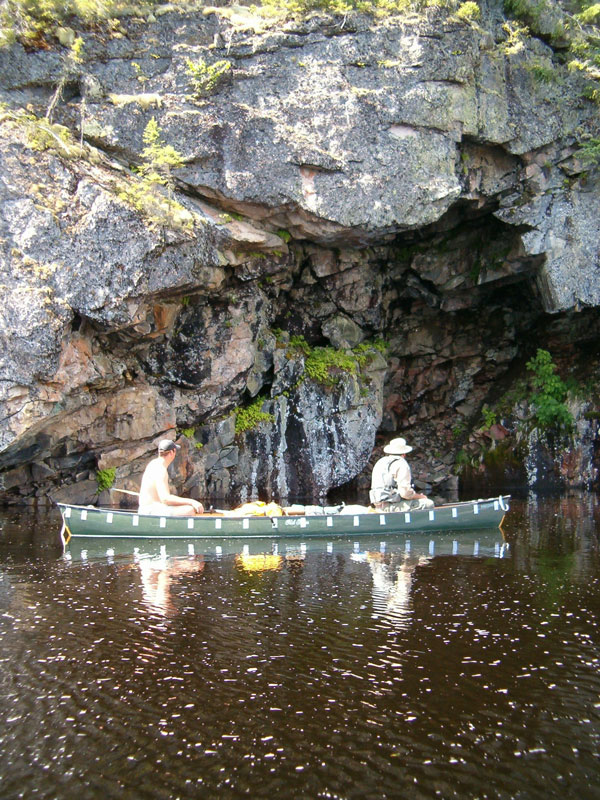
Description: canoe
57,495,509,542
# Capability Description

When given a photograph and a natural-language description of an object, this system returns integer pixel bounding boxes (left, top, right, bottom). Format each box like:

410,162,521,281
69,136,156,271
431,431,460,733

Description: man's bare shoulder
145,457,166,472
141,458,168,483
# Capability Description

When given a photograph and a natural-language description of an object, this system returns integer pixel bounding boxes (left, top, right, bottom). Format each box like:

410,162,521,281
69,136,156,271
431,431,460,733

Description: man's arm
394,461,427,500
156,466,203,512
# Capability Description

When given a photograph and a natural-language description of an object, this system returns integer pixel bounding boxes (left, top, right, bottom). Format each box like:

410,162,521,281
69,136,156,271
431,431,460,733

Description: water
0,497,599,799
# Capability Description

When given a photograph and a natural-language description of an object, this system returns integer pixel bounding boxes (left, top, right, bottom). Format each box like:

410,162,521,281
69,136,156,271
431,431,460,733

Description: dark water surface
1,497,600,799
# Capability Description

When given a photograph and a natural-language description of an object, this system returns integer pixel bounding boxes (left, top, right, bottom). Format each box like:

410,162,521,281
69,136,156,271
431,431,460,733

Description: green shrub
526,348,573,432
576,2,600,23
305,346,358,385
481,404,497,430
1,0,139,44
527,60,556,83
235,395,274,434
22,115,85,158
455,449,470,467
353,338,388,360
139,117,184,189
452,421,467,439
503,0,550,26
288,334,311,356
577,137,600,165
283,335,387,386
455,1,480,21
499,20,530,54
96,467,116,493
185,58,231,98
582,84,600,103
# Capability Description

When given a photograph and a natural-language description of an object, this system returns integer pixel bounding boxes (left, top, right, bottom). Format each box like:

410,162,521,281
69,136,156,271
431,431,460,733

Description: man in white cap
369,438,434,512
138,439,204,516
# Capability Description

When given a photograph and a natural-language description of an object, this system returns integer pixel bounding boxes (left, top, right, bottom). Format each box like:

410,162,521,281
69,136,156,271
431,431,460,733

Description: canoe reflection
65,531,507,564
64,532,508,619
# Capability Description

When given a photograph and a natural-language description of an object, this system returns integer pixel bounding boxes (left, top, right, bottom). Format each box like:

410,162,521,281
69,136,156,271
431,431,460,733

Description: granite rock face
0,2,599,505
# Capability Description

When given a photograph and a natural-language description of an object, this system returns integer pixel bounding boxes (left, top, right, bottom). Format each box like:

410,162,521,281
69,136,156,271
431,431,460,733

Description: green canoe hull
58,496,509,540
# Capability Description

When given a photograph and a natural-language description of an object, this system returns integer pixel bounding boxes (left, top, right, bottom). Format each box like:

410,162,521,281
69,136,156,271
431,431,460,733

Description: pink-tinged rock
488,423,510,441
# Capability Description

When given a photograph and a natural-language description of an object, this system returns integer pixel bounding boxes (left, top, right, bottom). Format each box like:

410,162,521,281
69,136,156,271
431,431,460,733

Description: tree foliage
526,348,573,433
140,117,184,191
118,117,192,232
185,58,231,99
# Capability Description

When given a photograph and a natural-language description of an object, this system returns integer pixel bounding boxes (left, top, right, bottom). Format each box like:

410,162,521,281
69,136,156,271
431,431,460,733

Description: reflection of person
368,552,429,629
138,439,203,516
370,438,434,512
138,556,205,616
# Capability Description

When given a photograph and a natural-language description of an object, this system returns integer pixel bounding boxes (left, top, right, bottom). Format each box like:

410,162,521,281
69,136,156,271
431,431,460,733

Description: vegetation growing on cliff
1,107,99,164
186,57,231,99
234,394,275,434
0,0,165,45
117,117,193,232
0,0,479,43
47,34,85,123
0,0,578,45
577,136,600,163
454,1,480,20
526,348,574,432
282,334,386,387
453,348,576,477
502,0,600,113
96,467,116,492
304,345,359,385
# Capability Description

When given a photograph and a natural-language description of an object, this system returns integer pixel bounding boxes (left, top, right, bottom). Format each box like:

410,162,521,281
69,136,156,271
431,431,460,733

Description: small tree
139,117,184,199
577,137,600,165
185,58,231,99
119,117,191,232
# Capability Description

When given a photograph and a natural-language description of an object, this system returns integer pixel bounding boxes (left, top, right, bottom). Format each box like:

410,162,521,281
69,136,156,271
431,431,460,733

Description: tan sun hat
383,437,413,455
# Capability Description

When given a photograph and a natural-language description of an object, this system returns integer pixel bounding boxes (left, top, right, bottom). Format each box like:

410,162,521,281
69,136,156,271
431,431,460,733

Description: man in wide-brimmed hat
369,438,434,512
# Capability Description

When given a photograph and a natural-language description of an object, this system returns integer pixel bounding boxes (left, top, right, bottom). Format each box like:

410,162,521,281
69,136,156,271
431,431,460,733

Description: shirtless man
138,439,204,516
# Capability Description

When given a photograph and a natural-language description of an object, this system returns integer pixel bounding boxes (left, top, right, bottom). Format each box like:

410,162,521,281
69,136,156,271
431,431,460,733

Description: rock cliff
1,0,599,506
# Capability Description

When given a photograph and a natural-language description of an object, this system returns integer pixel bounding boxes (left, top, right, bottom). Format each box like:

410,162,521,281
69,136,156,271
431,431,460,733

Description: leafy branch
526,348,573,433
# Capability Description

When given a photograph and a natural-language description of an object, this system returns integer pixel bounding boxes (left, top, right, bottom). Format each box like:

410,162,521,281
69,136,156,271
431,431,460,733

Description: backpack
370,456,402,503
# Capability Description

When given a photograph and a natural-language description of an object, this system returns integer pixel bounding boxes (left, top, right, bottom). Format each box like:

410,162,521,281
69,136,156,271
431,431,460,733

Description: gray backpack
372,457,402,503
